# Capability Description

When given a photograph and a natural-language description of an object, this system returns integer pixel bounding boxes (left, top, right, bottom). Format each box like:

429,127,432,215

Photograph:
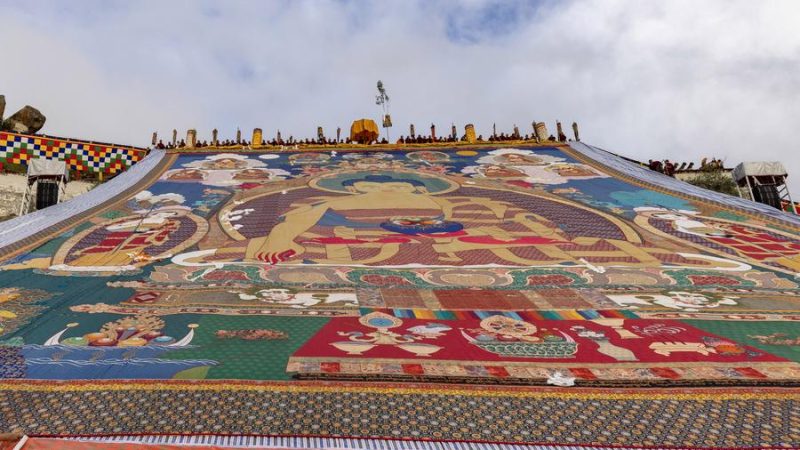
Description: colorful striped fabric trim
359,308,640,321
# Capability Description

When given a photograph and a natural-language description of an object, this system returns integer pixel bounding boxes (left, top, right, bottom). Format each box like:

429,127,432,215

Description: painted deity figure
233,168,272,180
241,171,575,265
3,206,207,273
166,168,205,181
407,151,449,163
494,153,544,166
63,209,186,268
478,165,527,178
202,157,248,170
549,164,597,177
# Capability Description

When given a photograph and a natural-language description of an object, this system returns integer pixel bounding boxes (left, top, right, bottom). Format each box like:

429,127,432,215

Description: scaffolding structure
733,161,796,214
18,159,68,216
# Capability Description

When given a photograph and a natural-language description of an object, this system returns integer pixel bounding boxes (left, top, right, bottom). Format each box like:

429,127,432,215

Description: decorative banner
0,132,148,174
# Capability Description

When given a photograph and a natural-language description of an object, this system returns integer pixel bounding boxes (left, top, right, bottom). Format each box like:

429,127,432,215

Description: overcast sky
2,0,799,191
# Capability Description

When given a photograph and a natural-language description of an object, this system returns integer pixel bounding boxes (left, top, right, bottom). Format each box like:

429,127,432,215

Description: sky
1,0,800,192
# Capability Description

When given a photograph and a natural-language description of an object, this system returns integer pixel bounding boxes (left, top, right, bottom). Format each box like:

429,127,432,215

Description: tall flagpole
376,80,391,141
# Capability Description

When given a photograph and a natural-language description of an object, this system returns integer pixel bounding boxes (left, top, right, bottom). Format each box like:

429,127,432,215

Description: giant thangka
0,143,798,449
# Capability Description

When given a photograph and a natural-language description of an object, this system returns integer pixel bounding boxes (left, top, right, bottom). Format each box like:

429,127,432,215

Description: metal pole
744,176,755,202
781,175,797,214
384,113,390,142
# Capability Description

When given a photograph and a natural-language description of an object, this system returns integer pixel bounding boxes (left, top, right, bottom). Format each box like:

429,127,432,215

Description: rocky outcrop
1,105,46,134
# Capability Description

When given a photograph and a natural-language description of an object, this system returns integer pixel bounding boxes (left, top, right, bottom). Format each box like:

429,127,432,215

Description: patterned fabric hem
42,435,790,450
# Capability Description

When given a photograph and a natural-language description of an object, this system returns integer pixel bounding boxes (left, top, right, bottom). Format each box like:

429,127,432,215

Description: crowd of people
489,132,565,142
152,124,573,150
647,157,725,177
397,134,460,144
154,137,393,149
394,132,564,144
700,157,725,171
155,139,254,149
648,159,677,177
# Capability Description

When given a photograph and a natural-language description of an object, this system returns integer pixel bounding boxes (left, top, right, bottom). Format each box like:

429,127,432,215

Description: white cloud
1,0,800,193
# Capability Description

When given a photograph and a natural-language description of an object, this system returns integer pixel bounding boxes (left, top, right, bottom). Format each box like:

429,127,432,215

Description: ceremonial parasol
349,118,379,144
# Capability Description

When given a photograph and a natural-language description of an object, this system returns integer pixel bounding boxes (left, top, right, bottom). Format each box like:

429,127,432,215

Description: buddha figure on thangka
169,169,751,272
3,148,800,387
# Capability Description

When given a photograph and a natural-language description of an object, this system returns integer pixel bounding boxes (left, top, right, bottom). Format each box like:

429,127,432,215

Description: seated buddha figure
549,164,597,177
239,171,580,266
494,153,544,166
201,157,248,170
233,168,272,181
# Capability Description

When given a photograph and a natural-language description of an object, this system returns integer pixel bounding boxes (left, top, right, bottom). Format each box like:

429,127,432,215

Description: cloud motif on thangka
182,153,267,170
461,148,608,185
133,190,186,206
129,191,191,214
162,153,290,187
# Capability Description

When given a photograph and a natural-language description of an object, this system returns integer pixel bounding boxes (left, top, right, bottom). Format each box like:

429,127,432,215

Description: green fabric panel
163,315,329,380
685,319,800,362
